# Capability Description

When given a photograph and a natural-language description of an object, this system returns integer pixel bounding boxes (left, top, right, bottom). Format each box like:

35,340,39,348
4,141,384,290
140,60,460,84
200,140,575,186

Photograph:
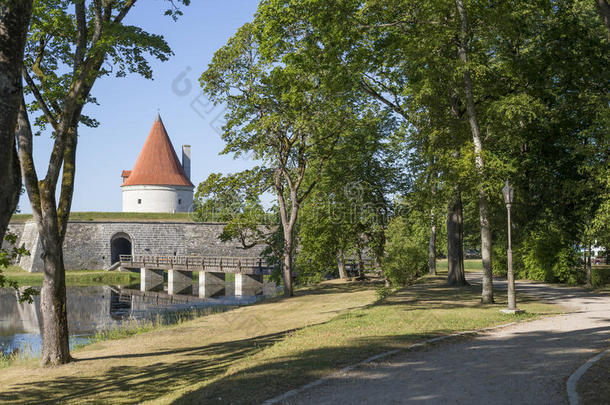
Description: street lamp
501,180,524,314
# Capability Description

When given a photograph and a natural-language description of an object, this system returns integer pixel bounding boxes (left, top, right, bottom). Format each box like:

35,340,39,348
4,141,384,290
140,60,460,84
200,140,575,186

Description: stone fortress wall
5,220,263,273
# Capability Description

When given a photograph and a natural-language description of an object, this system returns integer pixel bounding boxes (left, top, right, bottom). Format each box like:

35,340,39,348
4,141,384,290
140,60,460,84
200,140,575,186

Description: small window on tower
138,199,142,204
178,199,182,205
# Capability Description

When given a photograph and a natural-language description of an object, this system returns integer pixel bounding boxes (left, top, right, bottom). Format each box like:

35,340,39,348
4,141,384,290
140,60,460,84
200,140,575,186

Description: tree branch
22,68,59,131
73,0,87,73
114,0,137,23
16,97,42,220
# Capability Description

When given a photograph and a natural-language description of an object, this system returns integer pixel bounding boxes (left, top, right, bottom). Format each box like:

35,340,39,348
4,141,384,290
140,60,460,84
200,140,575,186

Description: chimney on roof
182,145,191,180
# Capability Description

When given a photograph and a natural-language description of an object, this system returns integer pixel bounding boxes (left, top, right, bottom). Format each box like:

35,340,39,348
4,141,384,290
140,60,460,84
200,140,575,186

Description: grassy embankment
2,266,139,286
11,212,196,222
0,269,562,405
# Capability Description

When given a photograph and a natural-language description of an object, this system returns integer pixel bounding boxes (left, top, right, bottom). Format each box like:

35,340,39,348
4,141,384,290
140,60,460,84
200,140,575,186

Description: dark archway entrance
111,233,132,265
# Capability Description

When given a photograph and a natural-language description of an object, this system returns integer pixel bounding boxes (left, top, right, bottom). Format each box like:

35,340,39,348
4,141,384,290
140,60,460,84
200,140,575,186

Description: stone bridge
120,254,272,297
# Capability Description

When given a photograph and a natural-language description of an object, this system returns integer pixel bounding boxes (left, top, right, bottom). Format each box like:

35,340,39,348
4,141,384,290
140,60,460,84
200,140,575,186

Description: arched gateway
110,232,132,265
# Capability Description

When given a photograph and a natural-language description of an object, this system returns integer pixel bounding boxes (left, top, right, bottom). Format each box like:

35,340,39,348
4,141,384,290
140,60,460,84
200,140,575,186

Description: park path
283,274,610,405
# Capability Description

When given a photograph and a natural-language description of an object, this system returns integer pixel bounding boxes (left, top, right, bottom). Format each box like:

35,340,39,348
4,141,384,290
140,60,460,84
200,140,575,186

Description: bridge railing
119,254,269,271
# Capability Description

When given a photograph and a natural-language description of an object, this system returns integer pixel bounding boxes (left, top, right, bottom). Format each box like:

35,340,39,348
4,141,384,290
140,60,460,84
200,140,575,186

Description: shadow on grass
1,277,602,405
171,324,610,405
0,331,289,404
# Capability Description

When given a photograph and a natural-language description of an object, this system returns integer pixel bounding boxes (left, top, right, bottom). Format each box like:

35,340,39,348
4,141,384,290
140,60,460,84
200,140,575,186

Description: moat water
0,280,279,356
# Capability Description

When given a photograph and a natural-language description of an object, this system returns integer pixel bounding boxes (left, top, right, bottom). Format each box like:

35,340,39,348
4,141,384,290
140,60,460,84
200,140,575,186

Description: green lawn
0,272,562,404
578,353,610,405
11,212,197,223
436,258,483,272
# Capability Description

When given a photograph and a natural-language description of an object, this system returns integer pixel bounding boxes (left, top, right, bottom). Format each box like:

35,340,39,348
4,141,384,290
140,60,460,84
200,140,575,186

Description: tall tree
297,108,401,283
201,17,355,296
454,0,494,302
0,0,32,243
18,0,188,366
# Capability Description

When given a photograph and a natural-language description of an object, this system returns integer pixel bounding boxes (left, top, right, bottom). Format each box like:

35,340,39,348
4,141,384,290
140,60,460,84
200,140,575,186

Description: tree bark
17,100,72,365
596,0,610,37
585,243,591,288
357,249,365,279
38,215,71,365
447,190,468,286
455,0,493,303
0,0,32,242
429,209,437,275
275,169,300,297
337,250,347,279
281,239,294,297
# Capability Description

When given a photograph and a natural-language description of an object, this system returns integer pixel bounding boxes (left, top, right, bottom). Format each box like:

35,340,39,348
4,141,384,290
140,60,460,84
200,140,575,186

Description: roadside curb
566,347,610,405
261,321,519,405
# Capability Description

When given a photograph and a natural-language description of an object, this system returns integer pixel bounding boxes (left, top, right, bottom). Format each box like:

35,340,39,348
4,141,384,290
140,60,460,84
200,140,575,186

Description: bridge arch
110,232,133,265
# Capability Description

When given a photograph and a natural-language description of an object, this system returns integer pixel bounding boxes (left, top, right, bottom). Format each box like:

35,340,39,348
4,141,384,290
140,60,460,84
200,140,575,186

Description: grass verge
0,273,561,405
2,267,139,286
578,352,610,405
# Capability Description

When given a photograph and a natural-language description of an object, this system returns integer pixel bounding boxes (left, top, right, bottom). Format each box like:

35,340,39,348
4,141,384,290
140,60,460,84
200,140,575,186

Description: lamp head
502,179,514,205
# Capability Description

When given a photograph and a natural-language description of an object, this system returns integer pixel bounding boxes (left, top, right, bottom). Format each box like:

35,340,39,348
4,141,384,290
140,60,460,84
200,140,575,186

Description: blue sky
18,1,260,213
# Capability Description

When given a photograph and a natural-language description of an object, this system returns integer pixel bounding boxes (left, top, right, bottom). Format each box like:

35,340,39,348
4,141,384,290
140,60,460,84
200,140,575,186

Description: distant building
121,114,194,213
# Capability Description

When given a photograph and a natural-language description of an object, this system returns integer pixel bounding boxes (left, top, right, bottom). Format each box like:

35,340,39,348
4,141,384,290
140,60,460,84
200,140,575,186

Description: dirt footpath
285,276,610,405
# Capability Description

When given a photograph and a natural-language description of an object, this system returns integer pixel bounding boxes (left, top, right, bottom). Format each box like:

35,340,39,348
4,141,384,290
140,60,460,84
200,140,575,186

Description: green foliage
24,0,189,133
375,286,393,301
193,170,283,274
200,0,609,290
0,233,37,303
519,228,583,284
491,244,508,277
382,216,428,286
591,266,610,287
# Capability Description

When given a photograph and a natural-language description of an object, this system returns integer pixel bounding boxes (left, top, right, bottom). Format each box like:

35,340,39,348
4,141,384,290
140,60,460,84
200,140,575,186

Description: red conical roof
121,114,193,188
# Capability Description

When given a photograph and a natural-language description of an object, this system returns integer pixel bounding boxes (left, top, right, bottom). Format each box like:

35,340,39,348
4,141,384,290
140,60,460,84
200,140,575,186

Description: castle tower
121,114,194,213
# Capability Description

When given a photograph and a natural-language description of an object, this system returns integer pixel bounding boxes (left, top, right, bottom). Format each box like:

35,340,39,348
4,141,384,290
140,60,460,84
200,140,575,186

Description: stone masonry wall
8,221,264,272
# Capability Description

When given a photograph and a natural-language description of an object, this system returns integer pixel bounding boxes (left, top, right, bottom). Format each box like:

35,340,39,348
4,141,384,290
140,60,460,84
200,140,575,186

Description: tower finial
155,110,162,122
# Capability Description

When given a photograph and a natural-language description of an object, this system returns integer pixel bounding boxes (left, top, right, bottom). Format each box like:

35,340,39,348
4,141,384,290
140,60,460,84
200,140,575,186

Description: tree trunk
357,249,365,279
429,209,437,275
447,191,468,286
596,0,610,37
39,223,71,365
17,100,72,365
337,250,347,279
585,243,591,288
0,0,33,242
281,241,293,297
456,0,493,303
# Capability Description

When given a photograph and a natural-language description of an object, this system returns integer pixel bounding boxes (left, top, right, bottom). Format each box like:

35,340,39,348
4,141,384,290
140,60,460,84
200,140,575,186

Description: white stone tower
121,114,194,213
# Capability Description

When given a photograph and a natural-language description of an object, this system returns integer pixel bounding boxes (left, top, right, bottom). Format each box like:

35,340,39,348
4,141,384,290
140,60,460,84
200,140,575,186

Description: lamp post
501,180,524,314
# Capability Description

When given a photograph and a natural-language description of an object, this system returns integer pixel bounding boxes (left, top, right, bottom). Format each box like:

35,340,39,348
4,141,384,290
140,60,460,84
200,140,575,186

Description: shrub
591,266,610,287
552,248,583,285
519,229,582,284
375,286,393,301
382,217,427,286
492,244,508,277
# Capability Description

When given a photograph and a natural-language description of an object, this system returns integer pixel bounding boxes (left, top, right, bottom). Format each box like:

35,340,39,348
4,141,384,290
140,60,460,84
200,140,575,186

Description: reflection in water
0,279,279,356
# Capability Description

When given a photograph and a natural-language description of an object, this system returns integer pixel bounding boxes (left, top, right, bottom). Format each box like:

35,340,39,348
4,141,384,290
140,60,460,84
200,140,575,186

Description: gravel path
283,274,610,405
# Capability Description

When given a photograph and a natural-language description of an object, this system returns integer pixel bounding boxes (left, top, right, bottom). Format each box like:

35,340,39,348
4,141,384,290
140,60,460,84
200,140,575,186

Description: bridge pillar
199,271,225,298
235,273,263,296
140,268,164,292
168,270,193,295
